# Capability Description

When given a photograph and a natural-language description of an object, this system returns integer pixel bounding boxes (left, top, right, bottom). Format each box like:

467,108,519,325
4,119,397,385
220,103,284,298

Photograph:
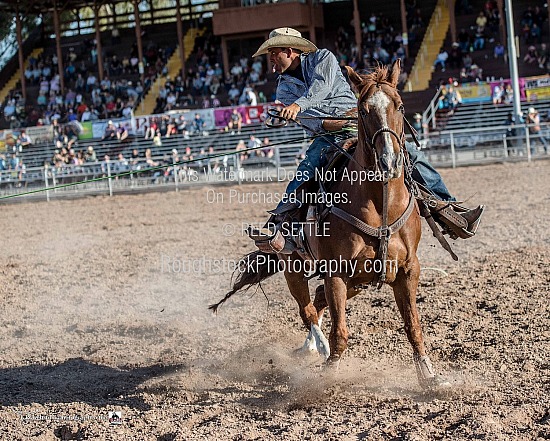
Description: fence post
52,169,57,193
450,132,456,168
274,145,281,170
43,165,50,202
107,160,113,196
431,101,436,129
525,126,531,163
173,158,179,192
503,134,508,158
235,153,242,185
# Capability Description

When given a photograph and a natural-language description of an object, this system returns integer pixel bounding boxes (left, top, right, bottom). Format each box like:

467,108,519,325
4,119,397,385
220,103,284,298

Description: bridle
356,93,407,178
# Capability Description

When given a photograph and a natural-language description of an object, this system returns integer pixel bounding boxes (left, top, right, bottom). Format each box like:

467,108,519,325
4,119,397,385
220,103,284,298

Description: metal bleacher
1,122,310,198
444,99,550,132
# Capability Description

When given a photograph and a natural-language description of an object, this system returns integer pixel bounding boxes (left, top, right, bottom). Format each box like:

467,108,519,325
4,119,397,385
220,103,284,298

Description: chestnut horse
210,61,448,389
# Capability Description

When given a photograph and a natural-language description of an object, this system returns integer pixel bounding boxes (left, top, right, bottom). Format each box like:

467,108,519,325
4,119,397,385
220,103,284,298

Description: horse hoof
421,375,452,390
325,355,341,370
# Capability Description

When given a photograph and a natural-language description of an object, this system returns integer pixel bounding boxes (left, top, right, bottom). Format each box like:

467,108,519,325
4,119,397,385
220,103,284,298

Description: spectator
475,11,487,29
469,64,483,81
248,134,261,155
228,84,240,106
447,86,462,110
226,108,243,135
211,95,221,108
191,113,205,136
526,107,548,153
493,42,505,59
102,120,117,141
434,49,448,72
504,112,517,150
492,83,504,105
10,115,21,130
86,73,97,93
524,46,538,64
473,26,485,51
144,118,158,139
152,129,162,147
130,148,140,169
529,23,541,45
262,136,274,158
85,146,97,162
114,152,129,173
412,112,428,136
144,148,159,167
116,123,129,142
176,115,189,138
235,139,248,162
16,130,32,152
448,42,462,68
457,28,470,52
538,43,549,69
65,123,79,149
503,84,514,104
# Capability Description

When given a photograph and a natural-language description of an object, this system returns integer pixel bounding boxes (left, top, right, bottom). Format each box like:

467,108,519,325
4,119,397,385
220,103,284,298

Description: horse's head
346,60,405,180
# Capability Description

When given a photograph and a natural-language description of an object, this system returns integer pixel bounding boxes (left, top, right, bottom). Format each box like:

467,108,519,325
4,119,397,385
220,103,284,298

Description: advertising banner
458,82,492,103
524,75,550,101
2,125,54,144
79,122,94,140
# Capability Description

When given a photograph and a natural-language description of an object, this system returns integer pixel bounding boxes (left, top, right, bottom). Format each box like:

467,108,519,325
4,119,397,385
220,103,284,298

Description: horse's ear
389,59,401,87
345,66,363,91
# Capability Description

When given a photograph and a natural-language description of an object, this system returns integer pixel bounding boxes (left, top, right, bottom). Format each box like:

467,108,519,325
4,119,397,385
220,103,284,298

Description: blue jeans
284,135,334,195
281,137,455,204
406,142,455,201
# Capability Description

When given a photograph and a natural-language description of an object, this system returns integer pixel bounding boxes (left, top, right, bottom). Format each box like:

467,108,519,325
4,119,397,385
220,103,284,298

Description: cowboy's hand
280,103,301,121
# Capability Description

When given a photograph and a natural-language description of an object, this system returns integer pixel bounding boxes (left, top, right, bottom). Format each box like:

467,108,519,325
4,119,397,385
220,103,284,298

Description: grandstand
0,0,549,199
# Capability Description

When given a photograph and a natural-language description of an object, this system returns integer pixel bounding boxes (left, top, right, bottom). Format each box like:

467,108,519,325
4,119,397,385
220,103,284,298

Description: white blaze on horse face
367,90,393,147
367,90,397,175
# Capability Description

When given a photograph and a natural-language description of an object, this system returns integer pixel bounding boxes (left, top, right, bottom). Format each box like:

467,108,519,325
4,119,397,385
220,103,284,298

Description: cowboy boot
431,201,485,239
247,213,298,254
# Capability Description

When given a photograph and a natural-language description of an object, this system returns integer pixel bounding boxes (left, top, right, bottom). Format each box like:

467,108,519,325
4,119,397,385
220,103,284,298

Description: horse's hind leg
392,258,449,389
283,268,330,359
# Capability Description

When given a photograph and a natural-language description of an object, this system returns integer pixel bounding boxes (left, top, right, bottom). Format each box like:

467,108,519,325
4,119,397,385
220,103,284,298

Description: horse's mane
356,65,401,111
362,65,392,89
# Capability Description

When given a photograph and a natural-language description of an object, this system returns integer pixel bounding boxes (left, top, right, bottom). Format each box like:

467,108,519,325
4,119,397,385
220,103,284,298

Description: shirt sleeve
294,50,339,112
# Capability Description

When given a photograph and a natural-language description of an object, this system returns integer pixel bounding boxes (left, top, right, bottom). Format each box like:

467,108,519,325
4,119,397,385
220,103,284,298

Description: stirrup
440,204,485,239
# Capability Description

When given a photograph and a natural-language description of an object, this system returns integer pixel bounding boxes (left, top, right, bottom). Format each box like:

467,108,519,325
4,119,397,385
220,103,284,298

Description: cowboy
526,107,548,153
249,28,483,250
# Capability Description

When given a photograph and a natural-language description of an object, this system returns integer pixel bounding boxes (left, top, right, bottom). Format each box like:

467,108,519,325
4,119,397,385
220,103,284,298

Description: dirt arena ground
0,160,549,440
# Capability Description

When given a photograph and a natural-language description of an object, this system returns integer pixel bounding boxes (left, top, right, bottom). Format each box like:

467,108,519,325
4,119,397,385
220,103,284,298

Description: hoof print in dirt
157,433,178,441
54,424,87,440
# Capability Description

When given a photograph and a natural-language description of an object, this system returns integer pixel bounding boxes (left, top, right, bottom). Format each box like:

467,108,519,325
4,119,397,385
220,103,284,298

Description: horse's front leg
392,257,450,389
324,275,349,366
283,266,330,360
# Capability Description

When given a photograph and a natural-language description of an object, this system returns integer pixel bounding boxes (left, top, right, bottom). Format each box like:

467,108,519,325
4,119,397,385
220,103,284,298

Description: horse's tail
208,250,280,313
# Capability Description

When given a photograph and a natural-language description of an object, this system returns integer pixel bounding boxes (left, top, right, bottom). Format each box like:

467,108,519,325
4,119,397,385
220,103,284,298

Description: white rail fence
1,123,548,202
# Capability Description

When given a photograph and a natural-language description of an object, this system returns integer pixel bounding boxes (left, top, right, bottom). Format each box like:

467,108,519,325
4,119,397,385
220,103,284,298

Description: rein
275,86,418,288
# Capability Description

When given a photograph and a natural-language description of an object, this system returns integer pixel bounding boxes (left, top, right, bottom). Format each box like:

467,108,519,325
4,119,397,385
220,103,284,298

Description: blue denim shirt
276,49,357,134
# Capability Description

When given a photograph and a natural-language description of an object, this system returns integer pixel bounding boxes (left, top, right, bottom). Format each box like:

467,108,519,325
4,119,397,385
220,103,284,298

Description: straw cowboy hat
528,107,538,114
252,27,317,58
